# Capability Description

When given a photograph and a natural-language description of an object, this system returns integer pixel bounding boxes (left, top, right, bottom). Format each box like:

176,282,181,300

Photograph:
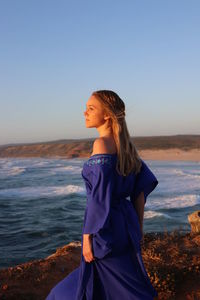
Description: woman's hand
82,234,95,263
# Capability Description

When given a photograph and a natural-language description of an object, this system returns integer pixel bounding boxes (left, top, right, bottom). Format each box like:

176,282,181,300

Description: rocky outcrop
188,210,200,233
0,231,200,300
0,241,81,300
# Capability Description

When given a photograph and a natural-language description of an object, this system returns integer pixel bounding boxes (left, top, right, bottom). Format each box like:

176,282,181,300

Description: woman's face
84,95,108,128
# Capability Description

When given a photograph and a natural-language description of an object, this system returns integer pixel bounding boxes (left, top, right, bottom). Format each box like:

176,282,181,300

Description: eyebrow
86,104,96,108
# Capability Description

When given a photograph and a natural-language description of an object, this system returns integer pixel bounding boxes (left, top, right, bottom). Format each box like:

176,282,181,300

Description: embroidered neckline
89,153,117,158
86,155,114,166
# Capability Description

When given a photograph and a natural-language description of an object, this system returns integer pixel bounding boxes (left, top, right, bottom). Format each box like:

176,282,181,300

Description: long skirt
46,200,158,300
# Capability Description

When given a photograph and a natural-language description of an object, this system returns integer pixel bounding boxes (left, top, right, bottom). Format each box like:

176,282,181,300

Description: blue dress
46,153,159,300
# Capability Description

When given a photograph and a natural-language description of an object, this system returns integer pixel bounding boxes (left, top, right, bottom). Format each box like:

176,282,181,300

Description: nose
84,110,88,117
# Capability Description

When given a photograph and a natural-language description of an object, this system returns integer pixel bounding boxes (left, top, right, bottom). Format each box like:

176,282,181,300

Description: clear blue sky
0,0,199,145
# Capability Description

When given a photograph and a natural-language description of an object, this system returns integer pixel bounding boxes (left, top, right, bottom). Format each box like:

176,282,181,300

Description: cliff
0,231,200,300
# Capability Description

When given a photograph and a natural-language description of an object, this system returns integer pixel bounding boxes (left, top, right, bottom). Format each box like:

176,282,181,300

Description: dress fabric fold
46,154,159,300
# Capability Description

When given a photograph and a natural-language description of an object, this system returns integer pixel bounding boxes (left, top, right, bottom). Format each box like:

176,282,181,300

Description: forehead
86,95,102,108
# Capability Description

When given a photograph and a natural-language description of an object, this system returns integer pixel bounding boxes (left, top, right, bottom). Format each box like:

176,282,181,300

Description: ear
103,113,111,121
104,115,112,126
104,115,110,121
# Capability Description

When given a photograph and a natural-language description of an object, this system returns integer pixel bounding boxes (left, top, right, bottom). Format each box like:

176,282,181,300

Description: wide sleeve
131,159,158,205
83,162,114,235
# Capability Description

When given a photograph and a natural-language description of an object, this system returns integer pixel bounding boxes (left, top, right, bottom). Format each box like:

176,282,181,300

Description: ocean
0,157,200,269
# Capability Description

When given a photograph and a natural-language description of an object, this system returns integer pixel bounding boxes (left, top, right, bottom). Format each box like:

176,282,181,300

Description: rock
0,233,200,299
188,210,200,233
192,235,200,245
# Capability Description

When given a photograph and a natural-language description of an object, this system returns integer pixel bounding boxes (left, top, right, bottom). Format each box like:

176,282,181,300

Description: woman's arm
83,234,95,263
133,191,145,238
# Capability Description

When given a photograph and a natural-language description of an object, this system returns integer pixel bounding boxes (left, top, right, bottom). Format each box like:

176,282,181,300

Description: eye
85,106,94,112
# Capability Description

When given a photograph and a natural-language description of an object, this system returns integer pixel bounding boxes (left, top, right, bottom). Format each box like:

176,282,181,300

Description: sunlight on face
84,95,106,128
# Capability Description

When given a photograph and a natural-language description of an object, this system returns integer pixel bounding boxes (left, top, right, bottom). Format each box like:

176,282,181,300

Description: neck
96,122,113,138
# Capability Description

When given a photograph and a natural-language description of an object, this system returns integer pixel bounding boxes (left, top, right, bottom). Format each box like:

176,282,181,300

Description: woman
46,90,159,300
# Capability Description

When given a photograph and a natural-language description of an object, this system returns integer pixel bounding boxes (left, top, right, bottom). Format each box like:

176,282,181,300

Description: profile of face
84,95,109,128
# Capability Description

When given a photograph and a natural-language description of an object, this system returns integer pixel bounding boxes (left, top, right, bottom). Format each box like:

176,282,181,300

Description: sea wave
1,166,26,176
0,158,83,178
50,165,82,174
148,194,200,210
172,169,200,179
0,184,85,199
144,210,172,219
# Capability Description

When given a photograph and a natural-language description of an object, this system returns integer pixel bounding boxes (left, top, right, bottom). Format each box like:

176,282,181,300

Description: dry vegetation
0,230,200,300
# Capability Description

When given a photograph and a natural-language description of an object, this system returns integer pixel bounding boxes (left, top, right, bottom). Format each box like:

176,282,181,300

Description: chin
85,122,90,128
85,121,94,128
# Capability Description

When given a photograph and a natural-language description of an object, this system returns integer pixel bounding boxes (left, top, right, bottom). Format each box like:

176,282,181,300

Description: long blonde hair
92,90,142,176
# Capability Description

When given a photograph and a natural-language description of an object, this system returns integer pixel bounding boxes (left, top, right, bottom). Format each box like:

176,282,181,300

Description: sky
0,0,199,145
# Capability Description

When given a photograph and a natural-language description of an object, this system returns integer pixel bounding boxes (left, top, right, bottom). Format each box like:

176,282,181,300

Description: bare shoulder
92,138,107,155
91,137,116,155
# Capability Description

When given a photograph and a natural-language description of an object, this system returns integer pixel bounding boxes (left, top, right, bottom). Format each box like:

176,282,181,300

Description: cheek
93,112,103,121
92,114,104,125
89,110,104,123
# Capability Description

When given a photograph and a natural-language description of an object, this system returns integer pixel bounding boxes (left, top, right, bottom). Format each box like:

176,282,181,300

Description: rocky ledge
0,231,200,300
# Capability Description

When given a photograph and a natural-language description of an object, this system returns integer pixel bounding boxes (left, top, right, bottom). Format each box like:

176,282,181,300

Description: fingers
84,257,95,263
83,251,95,263
82,234,95,263
84,254,95,263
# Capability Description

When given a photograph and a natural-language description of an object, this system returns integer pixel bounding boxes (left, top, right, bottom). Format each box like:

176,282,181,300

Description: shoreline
0,148,199,161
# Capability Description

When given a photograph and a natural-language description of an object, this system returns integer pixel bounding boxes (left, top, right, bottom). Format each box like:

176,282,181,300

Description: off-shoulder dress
46,153,159,300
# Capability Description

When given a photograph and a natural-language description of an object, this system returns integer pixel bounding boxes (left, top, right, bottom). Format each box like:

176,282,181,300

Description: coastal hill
0,134,200,159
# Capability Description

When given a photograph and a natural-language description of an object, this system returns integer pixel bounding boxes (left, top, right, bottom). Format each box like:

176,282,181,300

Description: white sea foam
144,210,172,219
0,184,85,199
156,165,200,193
32,161,51,167
53,184,85,195
9,167,26,175
51,165,82,174
0,166,26,177
0,158,83,178
172,169,200,179
148,194,200,210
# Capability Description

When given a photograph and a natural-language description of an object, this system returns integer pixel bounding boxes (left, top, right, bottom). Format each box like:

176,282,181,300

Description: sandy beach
139,148,200,161
0,135,199,161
